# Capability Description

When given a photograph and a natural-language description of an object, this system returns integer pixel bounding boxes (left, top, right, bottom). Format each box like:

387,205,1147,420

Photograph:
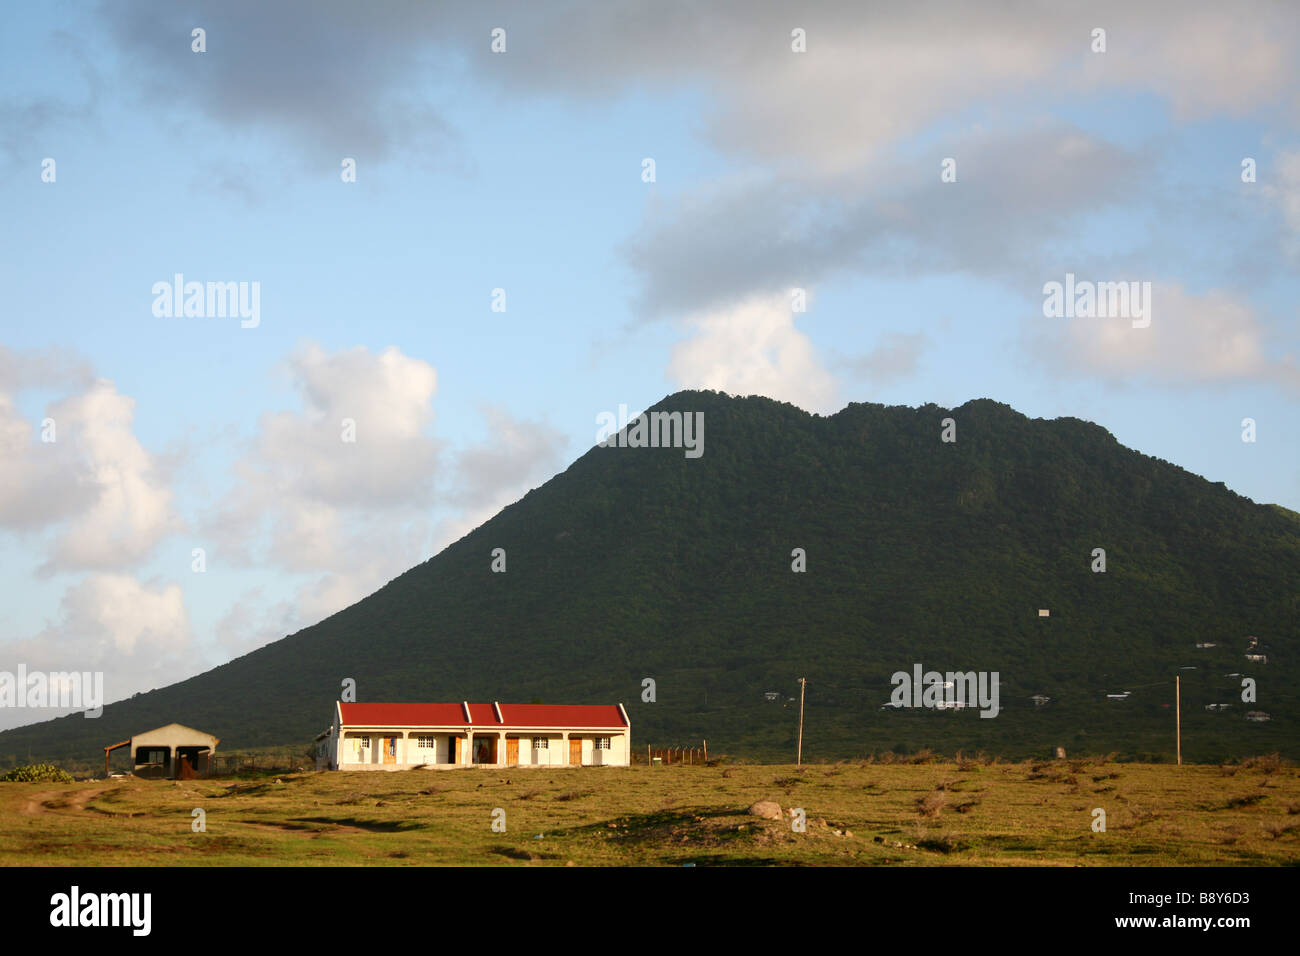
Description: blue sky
1,1,1297,728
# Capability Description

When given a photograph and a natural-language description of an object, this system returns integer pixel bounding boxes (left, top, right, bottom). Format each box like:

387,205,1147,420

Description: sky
1,1,1297,729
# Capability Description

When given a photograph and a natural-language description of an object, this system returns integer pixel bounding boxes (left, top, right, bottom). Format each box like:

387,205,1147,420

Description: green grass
3,758,1299,866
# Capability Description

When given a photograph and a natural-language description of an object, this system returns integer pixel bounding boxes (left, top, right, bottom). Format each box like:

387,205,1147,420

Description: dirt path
239,820,369,837
19,787,101,816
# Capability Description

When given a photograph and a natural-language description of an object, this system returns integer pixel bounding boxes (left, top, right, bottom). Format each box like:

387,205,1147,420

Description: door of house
382,736,397,764
569,738,582,766
506,738,519,765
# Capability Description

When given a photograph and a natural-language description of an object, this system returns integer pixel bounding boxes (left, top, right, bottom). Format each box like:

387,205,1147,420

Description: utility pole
796,677,807,766
1175,675,1182,766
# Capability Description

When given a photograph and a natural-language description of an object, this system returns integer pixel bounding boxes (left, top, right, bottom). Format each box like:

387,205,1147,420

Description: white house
318,701,631,771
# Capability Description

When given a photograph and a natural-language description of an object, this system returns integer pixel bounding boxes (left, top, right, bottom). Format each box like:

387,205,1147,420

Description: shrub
918,834,970,854
1240,754,1285,774
1,764,75,783
917,790,947,817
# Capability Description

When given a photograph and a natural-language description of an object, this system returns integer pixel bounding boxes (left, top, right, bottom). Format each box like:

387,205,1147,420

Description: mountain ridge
3,389,1296,767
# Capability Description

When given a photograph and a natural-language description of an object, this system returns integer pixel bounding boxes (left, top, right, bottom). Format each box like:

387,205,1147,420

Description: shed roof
129,723,219,748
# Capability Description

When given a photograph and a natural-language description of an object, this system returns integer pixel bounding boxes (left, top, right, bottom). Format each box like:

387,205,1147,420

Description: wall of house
330,728,630,769
315,729,334,771
339,731,375,766
585,733,629,766
131,726,219,754
518,734,556,766
406,734,442,765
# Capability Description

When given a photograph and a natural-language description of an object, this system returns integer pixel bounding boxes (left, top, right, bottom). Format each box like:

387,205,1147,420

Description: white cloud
667,295,839,414
0,345,93,393
1262,148,1300,258
185,342,572,640
204,343,440,621
447,406,569,512
625,122,1143,318
839,331,930,386
0,393,96,531
456,1,1300,176
1028,282,1300,391
429,407,570,554
261,343,438,508
210,588,300,662
0,573,193,730
95,2,1300,180
0,364,179,572
210,343,437,560
42,382,182,572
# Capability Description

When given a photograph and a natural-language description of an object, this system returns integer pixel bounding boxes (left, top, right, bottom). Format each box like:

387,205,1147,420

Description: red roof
338,702,627,729
498,704,627,728
339,703,467,726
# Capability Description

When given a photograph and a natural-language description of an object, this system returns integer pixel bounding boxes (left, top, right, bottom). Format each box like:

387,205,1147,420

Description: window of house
360,736,370,748
595,737,611,750
532,737,548,750
416,735,435,749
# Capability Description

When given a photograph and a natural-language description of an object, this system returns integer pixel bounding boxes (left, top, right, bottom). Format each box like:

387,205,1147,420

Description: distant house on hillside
1030,694,1051,707
317,701,631,770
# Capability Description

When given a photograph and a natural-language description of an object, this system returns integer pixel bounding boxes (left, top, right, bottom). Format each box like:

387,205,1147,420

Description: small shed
104,723,219,779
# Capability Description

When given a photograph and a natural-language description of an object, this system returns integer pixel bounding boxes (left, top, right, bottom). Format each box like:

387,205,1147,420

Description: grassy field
3,757,1299,866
